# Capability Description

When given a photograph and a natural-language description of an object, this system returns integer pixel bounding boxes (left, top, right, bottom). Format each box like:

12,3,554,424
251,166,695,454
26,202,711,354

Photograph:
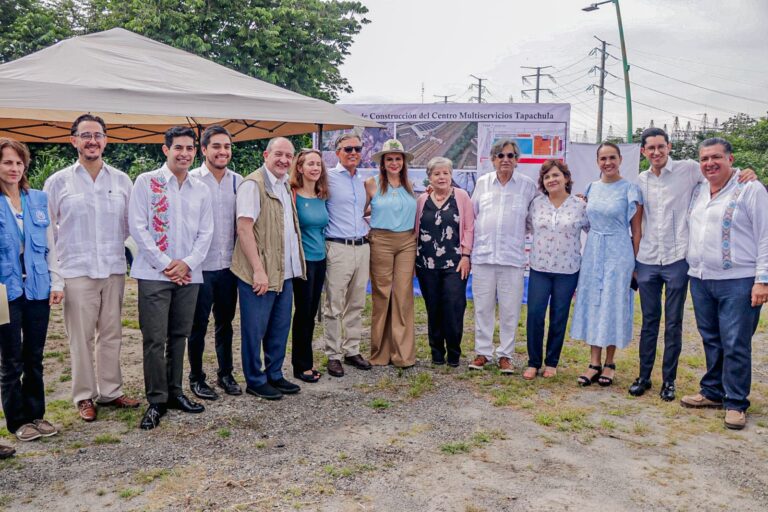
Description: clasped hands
164,259,192,285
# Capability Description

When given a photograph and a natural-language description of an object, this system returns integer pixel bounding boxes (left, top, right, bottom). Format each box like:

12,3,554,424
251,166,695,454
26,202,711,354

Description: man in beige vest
231,137,306,400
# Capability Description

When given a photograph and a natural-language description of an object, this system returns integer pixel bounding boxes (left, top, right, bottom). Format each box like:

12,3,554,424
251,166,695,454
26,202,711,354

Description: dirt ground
1,279,768,512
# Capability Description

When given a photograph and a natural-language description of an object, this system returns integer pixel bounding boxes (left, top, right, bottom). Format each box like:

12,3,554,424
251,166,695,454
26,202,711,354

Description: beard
207,157,229,171
78,147,102,162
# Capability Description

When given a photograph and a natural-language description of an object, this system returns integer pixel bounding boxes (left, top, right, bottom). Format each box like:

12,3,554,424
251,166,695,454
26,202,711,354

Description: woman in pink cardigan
414,157,474,366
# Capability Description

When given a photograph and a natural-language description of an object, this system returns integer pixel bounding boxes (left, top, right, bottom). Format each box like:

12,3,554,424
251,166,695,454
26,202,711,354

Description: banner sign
318,103,571,194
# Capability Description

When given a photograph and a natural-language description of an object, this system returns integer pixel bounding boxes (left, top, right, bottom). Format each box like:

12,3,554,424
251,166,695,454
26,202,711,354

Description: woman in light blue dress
570,142,643,387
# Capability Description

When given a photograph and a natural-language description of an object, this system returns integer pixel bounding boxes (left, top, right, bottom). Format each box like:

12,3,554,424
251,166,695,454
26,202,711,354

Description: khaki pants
65,274,126,404
323,241,370,360
369,230,416,367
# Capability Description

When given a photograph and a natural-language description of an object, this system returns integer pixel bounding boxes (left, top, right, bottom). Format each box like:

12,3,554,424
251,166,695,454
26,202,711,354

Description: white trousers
472,264,525,359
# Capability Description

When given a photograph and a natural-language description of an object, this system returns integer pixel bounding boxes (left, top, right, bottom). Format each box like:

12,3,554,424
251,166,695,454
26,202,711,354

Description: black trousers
416,267,467,365
0,295,50,433
188,269,238,383
637,259,689,382
291,259,326,374
138,280,199,405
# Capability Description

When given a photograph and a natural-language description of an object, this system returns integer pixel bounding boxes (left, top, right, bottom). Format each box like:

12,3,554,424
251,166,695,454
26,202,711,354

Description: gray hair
699,137,733,155
265,136,294,152
335,132,361,149
426,156,453,176
490,139,520,158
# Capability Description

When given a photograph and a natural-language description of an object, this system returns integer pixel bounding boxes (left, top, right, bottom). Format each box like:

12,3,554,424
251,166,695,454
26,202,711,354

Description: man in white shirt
187,126,243,400
45,114,140,423
469,140,537,373
129,126,214,430
230,137,305,400
681,138,768,430
630,128,755,402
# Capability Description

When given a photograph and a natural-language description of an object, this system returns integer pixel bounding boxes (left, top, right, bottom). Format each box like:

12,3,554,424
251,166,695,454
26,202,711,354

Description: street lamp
583,0,633,143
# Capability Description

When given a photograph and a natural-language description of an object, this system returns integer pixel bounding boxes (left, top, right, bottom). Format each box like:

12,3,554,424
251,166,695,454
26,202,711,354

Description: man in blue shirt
323,134,373,377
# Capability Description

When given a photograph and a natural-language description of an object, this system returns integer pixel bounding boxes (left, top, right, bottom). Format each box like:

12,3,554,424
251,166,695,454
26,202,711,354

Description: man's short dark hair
164,126,196,147
640,127,669,147
201,125,232,148
71,114,107,136
699,137,733,155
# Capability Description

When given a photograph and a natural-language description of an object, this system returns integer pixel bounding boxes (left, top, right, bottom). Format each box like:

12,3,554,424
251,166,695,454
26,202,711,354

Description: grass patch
121,318,140,329
134,468,172,485
43,351,66,362
534,408,592,432
322,463,375,479
254,440,267,449
93,433,121,445
218,428,232,439
407,372,435,399
118,488,142,499
439,441,472,455
368,398,391,410
46,399,78,430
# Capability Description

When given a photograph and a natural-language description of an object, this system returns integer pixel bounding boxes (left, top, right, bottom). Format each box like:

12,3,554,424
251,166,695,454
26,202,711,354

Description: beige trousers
64,274,126,404
323,241,370,360
368,229,416,367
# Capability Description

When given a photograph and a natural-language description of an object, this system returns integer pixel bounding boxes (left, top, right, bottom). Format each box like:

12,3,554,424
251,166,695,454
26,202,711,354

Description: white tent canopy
0,28,380,143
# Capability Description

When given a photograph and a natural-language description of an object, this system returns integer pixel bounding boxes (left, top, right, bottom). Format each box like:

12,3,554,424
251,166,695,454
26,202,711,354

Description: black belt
326,237,368,246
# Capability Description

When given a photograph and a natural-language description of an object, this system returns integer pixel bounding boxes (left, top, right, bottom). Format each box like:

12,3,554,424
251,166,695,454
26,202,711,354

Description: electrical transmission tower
434,94,455,104
469,75,489,103
590,37,609,142
521,66,554,103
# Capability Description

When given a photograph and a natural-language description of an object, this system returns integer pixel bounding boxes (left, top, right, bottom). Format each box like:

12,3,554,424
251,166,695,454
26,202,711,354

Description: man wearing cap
322,133,373,377
44,114,140,423
231,136,304,400
187,125,243,400
129,126,213,430
681,137,768,430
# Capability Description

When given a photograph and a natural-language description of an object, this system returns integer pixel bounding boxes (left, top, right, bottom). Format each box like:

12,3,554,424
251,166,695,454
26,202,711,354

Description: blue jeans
636,259,689,382
238,278,293,388
526,269,579,369
690,277,761,411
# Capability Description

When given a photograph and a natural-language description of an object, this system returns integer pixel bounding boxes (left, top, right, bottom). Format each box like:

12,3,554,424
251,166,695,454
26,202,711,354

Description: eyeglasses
495,152,518,160
77,132,106,141
340,146,363,154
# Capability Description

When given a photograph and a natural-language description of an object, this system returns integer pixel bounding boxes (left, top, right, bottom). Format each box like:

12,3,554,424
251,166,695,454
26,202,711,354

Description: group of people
0,117,766,459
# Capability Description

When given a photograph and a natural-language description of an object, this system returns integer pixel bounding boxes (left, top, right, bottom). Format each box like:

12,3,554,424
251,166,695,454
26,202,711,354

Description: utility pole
434,94,455,104
421,82,425,104
521,66,554,103
591,37,608,142
469,75,488,103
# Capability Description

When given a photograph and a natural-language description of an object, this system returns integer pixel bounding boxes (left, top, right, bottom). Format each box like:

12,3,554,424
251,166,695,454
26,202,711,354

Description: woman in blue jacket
0,138,63,446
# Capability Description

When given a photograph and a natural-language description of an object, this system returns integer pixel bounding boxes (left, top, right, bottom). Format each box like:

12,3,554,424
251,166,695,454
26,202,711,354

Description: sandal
598,363,615,387
577,364,602,387
294,369,321,383
542,366,557,378
522,367,538,380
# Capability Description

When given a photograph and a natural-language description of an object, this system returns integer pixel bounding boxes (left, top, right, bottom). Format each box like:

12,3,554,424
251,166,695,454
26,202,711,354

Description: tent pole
316,124,323,150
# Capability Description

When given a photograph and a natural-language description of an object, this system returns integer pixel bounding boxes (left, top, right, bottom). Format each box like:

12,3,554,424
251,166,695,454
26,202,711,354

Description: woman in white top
524,160,588,379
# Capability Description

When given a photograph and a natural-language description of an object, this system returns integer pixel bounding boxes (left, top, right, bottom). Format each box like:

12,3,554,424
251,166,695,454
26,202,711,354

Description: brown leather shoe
468,355,488,370
77,399,97,422
100,395,141,408
725,409,747,430
327,359,344,377
343,354,372,370
498,357,515,375
680,393,723,409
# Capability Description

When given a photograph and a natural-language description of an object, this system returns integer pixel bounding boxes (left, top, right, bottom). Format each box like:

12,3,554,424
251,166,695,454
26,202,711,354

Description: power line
521,66,555,103
628,46,768,79
629,81,740,115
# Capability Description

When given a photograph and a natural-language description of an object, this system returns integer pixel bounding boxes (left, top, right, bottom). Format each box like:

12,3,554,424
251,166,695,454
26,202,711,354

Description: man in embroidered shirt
469,140,537,373
129,126,214,430
45,114,140,423
322,133,373,377
187,126,243,400
230,137,304,400
681,137,768,430
630,128,756,402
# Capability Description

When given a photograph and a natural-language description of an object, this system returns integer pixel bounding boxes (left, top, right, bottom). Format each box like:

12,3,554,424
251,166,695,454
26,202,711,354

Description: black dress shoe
327,359,344,377
139,404,167,430
268,377,301,395
344,354,372,370
628,377,652,397
660,381,676,402
246,383,283,401
167,394,205,413
191,380,219,401
216,375,243,396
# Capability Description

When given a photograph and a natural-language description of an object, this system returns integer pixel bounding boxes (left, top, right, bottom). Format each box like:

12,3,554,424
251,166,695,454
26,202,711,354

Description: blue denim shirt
325,164,369,239
0,189,52,301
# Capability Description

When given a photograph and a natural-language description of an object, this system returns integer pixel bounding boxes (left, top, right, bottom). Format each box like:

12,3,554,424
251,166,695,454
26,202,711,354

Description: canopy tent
0,28,380,143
